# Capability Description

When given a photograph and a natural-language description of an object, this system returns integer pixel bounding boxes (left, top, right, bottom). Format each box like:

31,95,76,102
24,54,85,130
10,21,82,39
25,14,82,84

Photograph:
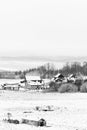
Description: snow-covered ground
0,91,87,130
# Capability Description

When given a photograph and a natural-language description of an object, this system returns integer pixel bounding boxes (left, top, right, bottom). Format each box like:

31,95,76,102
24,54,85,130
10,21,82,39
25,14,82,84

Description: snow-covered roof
25,75,41,81
69,74,73,77
0,79,22,85
54,73,64,78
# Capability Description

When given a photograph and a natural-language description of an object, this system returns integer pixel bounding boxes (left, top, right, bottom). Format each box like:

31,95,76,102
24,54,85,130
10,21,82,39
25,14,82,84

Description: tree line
59,61,87,76
22,61,87,79
1,61,87,79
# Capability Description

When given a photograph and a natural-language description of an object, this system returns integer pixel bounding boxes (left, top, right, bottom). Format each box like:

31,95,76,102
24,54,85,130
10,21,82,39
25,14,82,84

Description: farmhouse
25,74,43,90
25,75,42,82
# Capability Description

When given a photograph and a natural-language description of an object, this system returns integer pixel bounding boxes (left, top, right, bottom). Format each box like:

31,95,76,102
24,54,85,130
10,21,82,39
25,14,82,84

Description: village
0,66,87,129
1,73,87,130
0,71,87,93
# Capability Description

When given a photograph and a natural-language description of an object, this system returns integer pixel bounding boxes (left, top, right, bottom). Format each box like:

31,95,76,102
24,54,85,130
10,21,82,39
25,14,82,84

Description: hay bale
58,83,78,93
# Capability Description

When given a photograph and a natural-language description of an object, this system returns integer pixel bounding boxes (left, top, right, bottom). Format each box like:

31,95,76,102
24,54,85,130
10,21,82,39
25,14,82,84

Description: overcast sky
0,0,87,57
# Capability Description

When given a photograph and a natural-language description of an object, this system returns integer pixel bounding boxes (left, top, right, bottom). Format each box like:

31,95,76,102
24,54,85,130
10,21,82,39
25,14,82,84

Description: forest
23,61,87,79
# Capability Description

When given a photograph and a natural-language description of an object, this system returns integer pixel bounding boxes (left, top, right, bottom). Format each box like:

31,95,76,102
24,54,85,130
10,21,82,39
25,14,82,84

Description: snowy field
0,91,87,130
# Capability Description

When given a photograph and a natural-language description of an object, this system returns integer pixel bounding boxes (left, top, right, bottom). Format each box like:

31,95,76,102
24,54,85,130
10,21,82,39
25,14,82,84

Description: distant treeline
23,63,58,79
59,62,87,76
0,61,87,79
23,62,87,78
0,71,25,79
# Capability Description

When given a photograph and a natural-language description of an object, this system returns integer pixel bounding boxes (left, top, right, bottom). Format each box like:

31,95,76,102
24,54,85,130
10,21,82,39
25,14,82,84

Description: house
0,79,22,85
25,75,43,90
0,79,23,90
52,73,65,82
67,74,78,83
2,83,20,91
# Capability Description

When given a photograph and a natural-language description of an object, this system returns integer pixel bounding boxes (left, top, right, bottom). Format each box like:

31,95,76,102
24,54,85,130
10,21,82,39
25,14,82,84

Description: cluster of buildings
0,73,50,91
0,72,87,91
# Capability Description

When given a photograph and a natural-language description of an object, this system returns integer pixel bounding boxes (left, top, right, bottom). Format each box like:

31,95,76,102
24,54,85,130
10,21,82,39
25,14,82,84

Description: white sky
0,0,87,57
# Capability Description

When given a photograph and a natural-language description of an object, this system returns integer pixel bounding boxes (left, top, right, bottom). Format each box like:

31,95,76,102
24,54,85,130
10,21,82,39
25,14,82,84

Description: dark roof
54,73,64,79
